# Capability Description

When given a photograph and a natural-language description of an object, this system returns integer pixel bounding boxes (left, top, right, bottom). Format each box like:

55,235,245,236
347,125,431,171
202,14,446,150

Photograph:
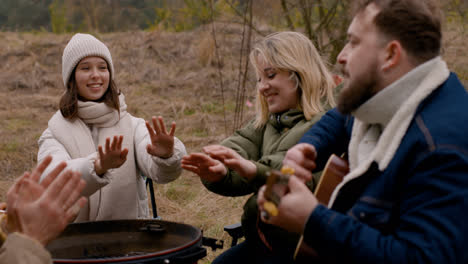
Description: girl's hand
181,153,227,183
146,116,175,159
203,145,257,180
95,135,128,176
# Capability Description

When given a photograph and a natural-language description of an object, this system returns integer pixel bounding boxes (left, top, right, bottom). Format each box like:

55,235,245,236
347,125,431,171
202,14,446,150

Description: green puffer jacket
202,109,323,257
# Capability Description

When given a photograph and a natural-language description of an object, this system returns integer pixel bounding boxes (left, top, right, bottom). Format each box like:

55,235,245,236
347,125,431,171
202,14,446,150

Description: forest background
0,0,467,262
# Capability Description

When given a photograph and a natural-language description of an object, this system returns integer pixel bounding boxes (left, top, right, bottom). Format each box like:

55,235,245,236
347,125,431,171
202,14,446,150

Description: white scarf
49,94,138,221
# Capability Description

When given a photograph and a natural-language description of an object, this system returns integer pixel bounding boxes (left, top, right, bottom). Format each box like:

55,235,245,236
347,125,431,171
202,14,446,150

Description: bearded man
258,0,468,263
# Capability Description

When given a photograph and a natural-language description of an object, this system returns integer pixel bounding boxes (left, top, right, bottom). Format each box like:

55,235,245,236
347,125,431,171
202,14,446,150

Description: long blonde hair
249,31,336,128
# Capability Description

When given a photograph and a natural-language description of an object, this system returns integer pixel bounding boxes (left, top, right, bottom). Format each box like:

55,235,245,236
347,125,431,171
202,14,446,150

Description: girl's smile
75,56,110,101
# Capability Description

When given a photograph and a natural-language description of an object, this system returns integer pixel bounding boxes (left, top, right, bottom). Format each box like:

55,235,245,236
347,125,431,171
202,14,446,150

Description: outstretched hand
95,135,128,176
6,156,87,245
146,116,175,159
181,153,227,183
203,145,257,180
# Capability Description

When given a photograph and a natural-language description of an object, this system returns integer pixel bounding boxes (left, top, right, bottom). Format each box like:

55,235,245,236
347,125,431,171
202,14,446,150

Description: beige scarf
49,94,138,221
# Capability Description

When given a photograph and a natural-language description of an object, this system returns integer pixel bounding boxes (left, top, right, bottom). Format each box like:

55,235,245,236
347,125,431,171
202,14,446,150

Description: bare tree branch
224,0,265,36
280,0,296,31
208,0,228,136
298,0,314,46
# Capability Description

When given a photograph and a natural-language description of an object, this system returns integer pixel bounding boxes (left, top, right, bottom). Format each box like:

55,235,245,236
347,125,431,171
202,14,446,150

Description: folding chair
146,177,225,251
145,177,161,219
224,222,244,247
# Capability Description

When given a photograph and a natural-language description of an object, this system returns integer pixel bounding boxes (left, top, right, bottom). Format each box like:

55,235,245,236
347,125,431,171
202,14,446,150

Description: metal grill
47,219,210,264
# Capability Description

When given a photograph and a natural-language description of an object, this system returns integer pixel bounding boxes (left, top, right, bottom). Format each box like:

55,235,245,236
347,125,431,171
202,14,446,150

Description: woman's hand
181,153,227,183
94,135,128,176
6,156,87,245
203,145,257,180
146,116,175,159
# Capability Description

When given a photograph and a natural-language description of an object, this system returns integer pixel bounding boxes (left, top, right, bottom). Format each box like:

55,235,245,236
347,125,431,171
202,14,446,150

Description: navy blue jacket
299,73,468,263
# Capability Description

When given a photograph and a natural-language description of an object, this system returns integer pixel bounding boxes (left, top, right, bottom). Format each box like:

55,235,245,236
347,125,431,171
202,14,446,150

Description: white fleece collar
328,57,450,207
354,57,442,129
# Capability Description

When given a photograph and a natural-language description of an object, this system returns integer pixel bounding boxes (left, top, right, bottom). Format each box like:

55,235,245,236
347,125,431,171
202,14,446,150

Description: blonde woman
182,31,336,263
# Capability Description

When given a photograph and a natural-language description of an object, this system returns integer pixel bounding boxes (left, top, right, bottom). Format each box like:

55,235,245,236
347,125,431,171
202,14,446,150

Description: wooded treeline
1,0,163,32
1,0,466,85
2,0,466,56
4,1,466,32
1,0,247,32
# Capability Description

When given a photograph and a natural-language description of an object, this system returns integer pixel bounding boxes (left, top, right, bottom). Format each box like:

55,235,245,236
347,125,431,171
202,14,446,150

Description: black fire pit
46,219,221,264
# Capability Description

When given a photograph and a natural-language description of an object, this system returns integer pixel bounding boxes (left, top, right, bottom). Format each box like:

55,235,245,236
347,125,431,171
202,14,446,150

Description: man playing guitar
258,0,468,263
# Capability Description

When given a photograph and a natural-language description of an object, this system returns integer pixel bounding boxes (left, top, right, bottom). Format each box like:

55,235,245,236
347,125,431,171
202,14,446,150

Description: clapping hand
146,116,175,159
181,153,227,183
203,145,257,180
95,135,128,176
5,156,87,245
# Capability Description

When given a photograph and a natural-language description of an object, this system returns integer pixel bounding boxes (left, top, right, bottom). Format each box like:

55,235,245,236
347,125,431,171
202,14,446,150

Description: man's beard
337,66,378,114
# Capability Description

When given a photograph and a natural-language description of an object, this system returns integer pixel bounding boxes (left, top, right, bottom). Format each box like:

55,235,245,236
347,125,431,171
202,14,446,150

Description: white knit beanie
62,33,114,87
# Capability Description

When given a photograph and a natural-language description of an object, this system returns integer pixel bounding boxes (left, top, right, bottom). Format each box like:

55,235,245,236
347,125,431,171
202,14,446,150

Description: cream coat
38,114,186,221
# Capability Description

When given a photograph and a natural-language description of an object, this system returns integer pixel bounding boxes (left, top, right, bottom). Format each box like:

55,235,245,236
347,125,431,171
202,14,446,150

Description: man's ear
381,41,402,71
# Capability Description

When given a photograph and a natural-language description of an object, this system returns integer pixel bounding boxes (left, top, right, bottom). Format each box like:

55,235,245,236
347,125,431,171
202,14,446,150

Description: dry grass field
0,20,466,262
0,26,260,262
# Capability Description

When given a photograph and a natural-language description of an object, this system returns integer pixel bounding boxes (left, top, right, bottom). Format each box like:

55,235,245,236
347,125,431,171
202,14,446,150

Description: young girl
182,31,336,263
38,33,186,222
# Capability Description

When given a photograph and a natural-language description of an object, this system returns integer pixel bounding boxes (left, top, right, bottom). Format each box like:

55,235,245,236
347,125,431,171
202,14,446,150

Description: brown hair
59,66,120,120
354,0,442,63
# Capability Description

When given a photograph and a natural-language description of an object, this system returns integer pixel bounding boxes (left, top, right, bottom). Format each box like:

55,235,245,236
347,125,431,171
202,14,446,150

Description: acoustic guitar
314,153,349,205
294,154,349,261
262,154,349,261
263,154,349,215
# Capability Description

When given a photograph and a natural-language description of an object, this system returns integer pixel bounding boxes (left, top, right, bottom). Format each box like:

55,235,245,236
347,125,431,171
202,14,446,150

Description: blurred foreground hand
3,156,87,245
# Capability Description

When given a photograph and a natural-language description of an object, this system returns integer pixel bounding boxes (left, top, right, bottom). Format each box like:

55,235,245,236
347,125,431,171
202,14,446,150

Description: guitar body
314,154,349,205
295,154,349,262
